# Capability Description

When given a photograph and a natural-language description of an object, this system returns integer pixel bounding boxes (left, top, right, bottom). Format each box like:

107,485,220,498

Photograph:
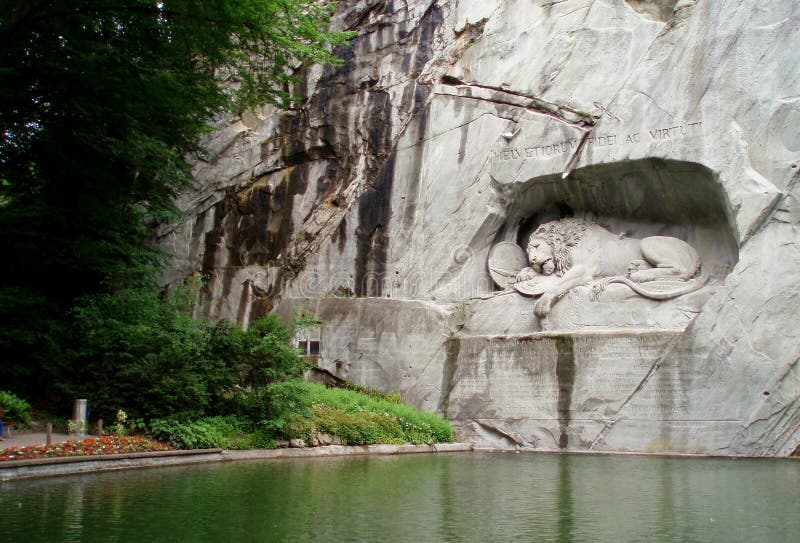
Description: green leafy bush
0,0,354,408
281,415,318,444
0,390,32,426
148,415,274,450
311,405,406,445
145,378,454,450
265,380,454,445
64,289,306,421
235,314,307,388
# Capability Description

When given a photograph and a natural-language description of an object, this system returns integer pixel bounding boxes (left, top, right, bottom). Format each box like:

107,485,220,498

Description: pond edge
0,443,475,482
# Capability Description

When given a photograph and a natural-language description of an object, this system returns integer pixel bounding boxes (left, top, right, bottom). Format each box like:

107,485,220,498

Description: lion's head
528,218,591,276
526,237,556,275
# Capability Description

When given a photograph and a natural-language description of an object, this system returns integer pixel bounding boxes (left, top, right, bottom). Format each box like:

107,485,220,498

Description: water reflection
558,454,574,543
1,453,799,542
656,457,677,542
63,481,85,543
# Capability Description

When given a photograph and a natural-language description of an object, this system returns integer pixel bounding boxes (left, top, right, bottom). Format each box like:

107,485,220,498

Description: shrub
140,379,454,449
64,288,305,421
264,380,454,445
262,379,316,420
281,415,317,443
311,405,406,445
67,287,234,420
0,390,32,426
148,415,274,450
237,314,307,387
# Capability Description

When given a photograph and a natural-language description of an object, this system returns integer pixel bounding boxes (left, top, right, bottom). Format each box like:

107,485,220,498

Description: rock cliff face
158,0,800,456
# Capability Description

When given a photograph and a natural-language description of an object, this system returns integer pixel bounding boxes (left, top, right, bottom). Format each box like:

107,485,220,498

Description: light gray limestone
275,297,453,414
160,0,800,456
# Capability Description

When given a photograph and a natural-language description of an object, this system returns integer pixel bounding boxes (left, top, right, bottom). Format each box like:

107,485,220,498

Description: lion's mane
530,218,591,276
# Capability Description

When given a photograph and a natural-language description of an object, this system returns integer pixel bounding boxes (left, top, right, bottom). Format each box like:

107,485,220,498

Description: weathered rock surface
159,0,800,456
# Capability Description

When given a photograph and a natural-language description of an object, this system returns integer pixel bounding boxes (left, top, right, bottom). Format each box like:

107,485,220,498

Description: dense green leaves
148,415,275,449
145,380,456,450
0,390,33,426
63,288,307,420
0,0,352,404
264,381,456,445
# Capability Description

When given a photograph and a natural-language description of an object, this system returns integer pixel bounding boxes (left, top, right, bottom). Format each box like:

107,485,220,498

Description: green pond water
1,452,799,542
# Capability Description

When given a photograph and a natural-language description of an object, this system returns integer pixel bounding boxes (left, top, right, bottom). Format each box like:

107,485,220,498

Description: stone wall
159,0,800,456
445,331,734,454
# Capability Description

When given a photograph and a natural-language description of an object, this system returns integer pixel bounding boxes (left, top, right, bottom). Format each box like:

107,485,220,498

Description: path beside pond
1,431,76,449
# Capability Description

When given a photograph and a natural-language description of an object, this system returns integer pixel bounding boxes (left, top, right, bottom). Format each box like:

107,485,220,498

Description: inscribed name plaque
488,113,705,185
445,331,699,451
569,334,681,420
445,337,559,420
488,114,586,184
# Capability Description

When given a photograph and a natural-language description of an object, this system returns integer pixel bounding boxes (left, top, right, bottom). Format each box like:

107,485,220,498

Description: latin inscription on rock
620,343,695,420
490,122,703,164
447,332,685,425
570,334,676,419
448,338,559,419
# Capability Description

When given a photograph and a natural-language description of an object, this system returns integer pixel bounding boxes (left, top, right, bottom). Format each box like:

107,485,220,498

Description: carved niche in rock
488,218,708,317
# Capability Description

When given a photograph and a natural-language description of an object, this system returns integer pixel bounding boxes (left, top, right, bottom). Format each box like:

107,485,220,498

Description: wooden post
97,418,103,436
46,422,53,446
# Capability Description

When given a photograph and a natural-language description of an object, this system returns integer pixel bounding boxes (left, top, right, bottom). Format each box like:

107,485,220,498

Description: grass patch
266,380,454,446
145,381,454,450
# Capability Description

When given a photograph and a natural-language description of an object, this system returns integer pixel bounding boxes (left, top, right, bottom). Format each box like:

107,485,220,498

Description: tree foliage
66,287,307,420
0,0,352,404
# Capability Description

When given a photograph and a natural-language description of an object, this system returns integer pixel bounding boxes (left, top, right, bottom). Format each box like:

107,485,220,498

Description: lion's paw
588,281,606,301
534,295,553,318
515,267,538,283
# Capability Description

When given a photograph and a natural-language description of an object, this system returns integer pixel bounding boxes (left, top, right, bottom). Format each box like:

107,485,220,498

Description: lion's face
527,237,556,275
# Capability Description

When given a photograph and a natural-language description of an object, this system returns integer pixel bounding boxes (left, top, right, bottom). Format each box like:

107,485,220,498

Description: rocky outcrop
159,0,800,456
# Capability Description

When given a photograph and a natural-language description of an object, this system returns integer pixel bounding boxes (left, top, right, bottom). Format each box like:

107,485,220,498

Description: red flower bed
0,435,170,461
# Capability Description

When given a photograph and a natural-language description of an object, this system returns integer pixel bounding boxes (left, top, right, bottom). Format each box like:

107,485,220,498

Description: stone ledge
0,449,225,482
2,448,224,468
223,442,474,461
0,443,474,482
456,328,687,340
474,447,800,461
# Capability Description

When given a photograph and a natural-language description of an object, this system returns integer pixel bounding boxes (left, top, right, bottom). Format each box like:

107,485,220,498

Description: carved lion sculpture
514,218,709,317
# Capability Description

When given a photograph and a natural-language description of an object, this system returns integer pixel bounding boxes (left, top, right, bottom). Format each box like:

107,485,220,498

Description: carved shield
488,241,528,290
513,274,561,297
